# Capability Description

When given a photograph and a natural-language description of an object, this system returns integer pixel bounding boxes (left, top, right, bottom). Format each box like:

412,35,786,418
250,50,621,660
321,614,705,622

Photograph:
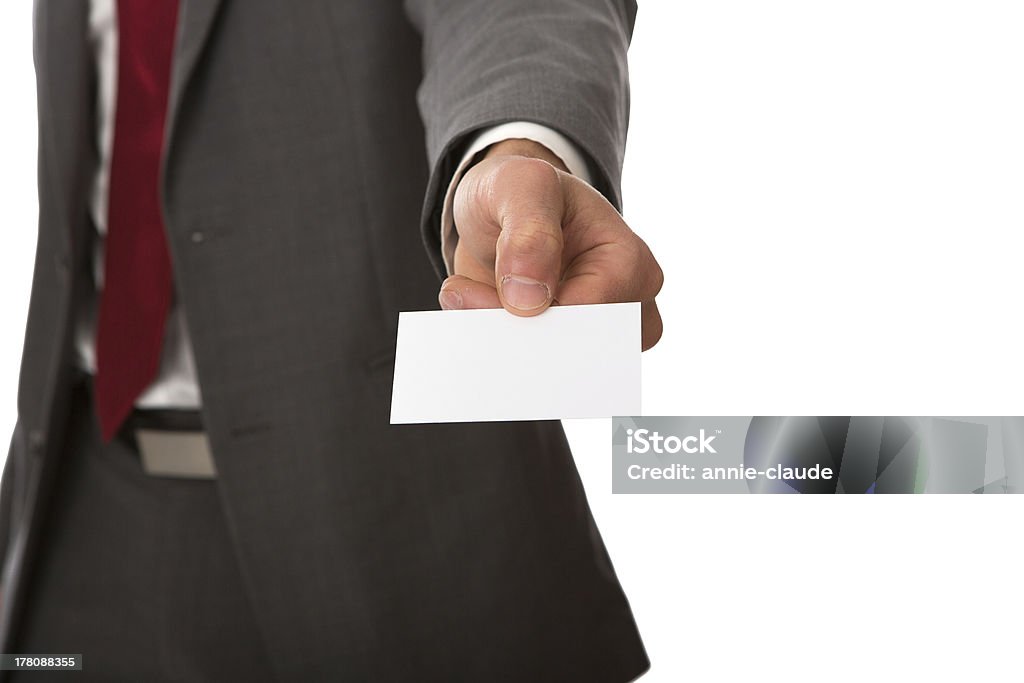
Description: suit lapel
165,0,226,154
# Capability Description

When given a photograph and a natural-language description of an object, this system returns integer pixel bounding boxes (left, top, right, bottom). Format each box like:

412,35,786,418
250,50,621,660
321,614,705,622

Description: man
0,0,663,680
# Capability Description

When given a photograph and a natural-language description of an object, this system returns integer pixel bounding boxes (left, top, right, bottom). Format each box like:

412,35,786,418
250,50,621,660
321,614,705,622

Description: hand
439,139,664,350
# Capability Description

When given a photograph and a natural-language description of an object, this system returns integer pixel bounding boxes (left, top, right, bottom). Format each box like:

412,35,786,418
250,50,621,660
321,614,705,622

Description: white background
2,2,1023,681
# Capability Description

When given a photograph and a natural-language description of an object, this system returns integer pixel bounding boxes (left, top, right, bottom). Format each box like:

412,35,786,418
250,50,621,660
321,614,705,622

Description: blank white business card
390,302,641,424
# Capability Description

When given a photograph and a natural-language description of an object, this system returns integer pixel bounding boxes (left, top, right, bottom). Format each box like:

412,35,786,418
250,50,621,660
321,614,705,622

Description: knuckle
648,259,665,296
628,238,663,296
500,220,563,257
614,243,648,293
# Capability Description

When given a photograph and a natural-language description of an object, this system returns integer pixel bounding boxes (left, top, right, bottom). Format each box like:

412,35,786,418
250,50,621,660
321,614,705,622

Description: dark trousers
12,377,274,682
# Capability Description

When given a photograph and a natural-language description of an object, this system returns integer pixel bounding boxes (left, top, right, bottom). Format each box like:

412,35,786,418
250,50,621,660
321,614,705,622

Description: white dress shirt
79,0,590,409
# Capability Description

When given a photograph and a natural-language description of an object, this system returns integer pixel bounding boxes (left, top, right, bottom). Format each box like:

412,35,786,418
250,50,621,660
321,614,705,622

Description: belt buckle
135,428,218,479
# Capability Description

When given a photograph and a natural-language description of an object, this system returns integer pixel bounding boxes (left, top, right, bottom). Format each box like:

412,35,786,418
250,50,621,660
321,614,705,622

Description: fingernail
439,288,463,310
500,274,551,311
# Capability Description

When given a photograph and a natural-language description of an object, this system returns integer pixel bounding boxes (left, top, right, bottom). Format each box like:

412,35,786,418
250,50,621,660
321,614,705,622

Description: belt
118,405,217,480
72,368,218,479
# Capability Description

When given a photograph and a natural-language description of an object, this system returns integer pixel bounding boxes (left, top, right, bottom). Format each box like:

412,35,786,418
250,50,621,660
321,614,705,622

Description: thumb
489,158,566,316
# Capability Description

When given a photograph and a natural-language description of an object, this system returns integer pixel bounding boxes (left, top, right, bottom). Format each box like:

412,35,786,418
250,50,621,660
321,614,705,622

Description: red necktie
94,0,181,441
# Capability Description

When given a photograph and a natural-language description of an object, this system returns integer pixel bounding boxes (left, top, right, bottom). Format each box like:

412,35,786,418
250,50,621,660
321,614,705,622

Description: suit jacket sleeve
404,0,639,279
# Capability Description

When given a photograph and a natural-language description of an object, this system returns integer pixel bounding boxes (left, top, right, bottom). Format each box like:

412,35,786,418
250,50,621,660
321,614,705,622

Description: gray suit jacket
0,1,647,680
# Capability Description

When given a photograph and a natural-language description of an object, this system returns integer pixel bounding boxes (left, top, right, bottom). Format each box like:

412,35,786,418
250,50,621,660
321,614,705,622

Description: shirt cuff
438,122,593,276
